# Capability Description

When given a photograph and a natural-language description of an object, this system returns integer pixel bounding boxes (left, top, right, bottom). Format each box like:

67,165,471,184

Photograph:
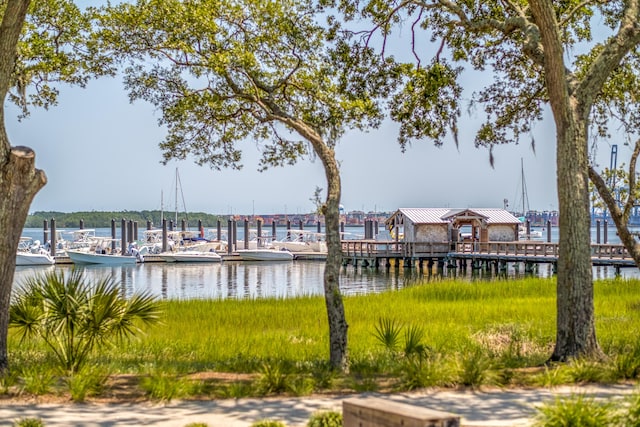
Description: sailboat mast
521,158,525,216
175,167,178,226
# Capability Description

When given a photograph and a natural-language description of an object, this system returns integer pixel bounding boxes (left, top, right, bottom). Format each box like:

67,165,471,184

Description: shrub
13,418,45,427
533,394,615,427
307,411,342,427
17,365,56,396
251,420,287,427
65,366,110,402
10,270,162,374
256,361,289,395
139,369,194,401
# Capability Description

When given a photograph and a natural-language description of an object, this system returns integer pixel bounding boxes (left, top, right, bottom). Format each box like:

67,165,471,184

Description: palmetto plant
10,269,161,373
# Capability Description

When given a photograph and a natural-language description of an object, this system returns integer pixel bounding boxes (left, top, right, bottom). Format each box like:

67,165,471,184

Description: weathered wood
343,397,460,427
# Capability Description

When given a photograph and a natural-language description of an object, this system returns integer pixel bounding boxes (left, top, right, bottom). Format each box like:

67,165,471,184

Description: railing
341,240,635,262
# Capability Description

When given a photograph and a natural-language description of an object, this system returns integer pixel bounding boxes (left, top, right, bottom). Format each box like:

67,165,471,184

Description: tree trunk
0,0,47,374
321,150,349,371
530,0,601,361
282,118,348,371
0,147,47,373
551,114,602,361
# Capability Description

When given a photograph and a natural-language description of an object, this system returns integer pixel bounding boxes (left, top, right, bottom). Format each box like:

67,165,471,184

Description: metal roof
386,208,521,225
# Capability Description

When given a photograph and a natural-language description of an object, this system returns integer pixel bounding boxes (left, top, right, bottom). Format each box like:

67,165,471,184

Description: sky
3,7,624,216
6,76,564,216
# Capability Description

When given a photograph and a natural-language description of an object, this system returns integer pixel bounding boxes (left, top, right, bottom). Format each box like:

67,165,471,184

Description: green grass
7,276,640,399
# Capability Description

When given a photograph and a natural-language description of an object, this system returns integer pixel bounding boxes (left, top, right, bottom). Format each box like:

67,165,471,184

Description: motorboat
66,237,144,265
236,248,294,261
518,224,544,240
272,230,327,253
16,237,55,266
157,248,222,263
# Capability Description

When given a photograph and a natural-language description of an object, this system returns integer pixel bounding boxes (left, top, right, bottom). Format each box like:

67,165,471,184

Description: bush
13,419,45,427
10,270,161,374
307,411,342,427
533,394,615,427
251,421,287,427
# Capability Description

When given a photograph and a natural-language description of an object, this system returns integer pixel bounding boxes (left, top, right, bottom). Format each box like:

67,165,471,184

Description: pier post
169,220,174,231
547,220,552,242
198,220,203,237
43,219,49,250
286,220,291,241
50,219,56,257
134,221,139,241
147,220,152,230
604,220,608,244
272,221,277,241
127,220,134,244
80,219,84,229
596,220,601,244
111,219,117,252
233,220,238,251
244,219,250,250
317,220,321,233
257,219,263,248
217,220,222,241
121,218,127,255
526,220,531,239
162,219,168,253
227,219,233,254
181,219,186,232
341,221,345,235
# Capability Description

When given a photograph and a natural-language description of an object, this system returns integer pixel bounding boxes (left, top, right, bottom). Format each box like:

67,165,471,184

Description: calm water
13,225,639,301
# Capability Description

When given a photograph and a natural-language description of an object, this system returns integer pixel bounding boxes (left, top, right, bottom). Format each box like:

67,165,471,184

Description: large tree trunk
284,118,348,370
530,0,601,361
551,114,602,361
319,148,348,371
0,0,47,373
0,147,47,373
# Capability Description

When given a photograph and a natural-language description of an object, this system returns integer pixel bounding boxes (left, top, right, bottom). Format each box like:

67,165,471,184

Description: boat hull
157,252,222,263
67,250,138,265
236,249,294,261
16,253,55,266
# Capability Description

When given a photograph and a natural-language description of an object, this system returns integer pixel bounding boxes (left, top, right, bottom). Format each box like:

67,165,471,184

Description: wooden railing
341,239,635,261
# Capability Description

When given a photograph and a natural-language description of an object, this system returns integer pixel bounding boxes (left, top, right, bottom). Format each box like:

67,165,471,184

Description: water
14,225,640,301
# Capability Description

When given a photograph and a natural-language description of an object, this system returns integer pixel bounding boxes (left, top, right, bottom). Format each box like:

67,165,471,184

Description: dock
340,240,638,275
52,240,638,275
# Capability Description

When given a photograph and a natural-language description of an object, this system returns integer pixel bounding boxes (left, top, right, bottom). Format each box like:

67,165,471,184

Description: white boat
272,230,327,253
157,249,222,263
16,237,55,266
236,248,294,261
66,237,143,265
67,249,139,265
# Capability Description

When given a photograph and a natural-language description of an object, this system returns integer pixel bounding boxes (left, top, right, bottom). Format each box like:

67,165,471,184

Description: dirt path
0,384,636,427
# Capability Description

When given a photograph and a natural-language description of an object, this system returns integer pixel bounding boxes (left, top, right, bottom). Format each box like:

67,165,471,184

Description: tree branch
529,0,569,124
578,1,640,108
623,139,640,221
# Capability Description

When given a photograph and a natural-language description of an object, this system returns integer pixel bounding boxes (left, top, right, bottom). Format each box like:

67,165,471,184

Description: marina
13,209,640,302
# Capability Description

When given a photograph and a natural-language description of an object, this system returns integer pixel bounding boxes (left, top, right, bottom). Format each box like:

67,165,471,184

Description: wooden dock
340,240,639,274
51,240,638,275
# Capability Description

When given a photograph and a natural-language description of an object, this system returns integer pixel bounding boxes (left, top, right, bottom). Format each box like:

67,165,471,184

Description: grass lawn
5,276,640,401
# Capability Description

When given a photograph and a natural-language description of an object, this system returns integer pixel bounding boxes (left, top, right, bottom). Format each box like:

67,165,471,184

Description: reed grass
7,276,640,398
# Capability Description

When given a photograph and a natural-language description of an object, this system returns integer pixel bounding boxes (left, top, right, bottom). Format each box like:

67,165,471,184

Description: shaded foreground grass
5,276,640,401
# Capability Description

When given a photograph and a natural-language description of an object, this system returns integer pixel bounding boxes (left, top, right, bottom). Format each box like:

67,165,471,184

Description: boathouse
385,208,521,257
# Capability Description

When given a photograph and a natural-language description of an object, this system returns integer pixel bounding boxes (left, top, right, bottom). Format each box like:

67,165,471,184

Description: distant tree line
24,210,225,229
